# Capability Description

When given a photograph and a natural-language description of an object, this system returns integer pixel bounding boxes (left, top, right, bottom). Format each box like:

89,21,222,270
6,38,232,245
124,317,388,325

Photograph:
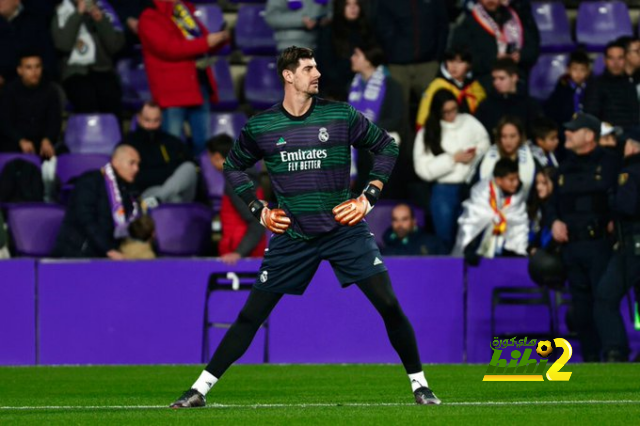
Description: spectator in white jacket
413,89,490,251
467,115,539,199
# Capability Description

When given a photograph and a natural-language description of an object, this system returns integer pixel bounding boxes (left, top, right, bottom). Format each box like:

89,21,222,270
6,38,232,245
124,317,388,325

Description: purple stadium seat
56,153,110,186
65,114,122,155
592,53,605,76
528,53,569,101
576,1,632,52
211,58,239,111
531,2,574,53
6,203,65,256
194,4,231,55
117,59,151,111
150,203,213,256
366,200,425,248
235,5,277,55
0,154,41,174
210,112,247,139
199,152,224,211
244,57,283,110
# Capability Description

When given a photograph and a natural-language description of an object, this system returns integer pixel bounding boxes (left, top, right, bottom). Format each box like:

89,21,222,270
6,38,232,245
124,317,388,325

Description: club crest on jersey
260,270,268,283
318,127,329,142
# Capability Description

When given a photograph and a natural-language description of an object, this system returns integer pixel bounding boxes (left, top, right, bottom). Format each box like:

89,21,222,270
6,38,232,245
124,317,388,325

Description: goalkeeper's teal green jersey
224,97,398,239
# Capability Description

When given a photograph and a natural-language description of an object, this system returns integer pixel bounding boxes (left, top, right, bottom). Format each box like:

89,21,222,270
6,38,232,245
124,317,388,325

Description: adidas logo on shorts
373,257,383,266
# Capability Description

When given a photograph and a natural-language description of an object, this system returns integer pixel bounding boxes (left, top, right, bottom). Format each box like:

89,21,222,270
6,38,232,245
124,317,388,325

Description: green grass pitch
0,364,638,425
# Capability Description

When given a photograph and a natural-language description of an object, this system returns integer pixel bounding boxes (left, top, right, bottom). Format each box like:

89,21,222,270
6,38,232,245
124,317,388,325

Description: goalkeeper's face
292,58,321,96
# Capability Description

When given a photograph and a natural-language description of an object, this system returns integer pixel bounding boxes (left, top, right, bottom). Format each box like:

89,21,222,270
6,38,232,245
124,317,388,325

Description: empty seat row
62,111,249,156
533,1,634,53
191,4,276,55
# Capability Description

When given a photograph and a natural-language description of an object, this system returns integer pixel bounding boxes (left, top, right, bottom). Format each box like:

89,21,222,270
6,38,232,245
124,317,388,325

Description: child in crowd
453,158,529,260
415,47,486,130
527,167,555,254
529,117,559,168
119,215,156,260
544,50,592,129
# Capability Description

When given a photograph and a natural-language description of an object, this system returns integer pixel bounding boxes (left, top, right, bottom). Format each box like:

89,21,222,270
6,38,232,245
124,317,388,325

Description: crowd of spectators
0,0,639,267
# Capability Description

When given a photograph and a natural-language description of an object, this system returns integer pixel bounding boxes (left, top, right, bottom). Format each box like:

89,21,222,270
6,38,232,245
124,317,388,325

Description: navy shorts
254,221,387,295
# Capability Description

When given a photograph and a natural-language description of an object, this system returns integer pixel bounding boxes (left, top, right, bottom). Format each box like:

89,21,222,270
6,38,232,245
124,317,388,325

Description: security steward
594,137,640,362
546,113,621,362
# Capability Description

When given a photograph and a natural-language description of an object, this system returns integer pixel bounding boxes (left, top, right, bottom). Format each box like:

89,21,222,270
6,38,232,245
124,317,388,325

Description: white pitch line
0,400,639,411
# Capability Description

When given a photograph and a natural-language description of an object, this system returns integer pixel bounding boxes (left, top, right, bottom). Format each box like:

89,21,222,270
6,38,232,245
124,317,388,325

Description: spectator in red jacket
207,134,266,265
138,0,230,156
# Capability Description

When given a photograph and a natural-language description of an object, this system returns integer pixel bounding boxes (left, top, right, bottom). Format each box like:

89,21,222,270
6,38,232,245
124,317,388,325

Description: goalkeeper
171,46,440,408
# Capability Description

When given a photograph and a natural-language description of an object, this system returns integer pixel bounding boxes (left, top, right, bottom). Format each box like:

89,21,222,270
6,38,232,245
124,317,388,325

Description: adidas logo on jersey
373,257,383,266
276,137,287,146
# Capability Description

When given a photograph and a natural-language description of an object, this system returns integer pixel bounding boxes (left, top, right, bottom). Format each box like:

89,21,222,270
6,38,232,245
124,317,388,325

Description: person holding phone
413,89,490,252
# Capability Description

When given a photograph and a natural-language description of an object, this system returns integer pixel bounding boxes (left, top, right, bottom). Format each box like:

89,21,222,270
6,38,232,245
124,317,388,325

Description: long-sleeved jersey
224,97,398,239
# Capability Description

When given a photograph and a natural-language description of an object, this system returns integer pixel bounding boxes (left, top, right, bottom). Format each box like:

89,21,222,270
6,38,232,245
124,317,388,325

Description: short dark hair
206,133,234,157
531,117,558,141
444,46,472,64
277,46,315,84
17,49,43,64
568,49,591,67
605,39,626,56
357,42,386,68
129,215,155,241
493,158,519,178
141,100,161,112
617,35,640,52
392,203,415,220
492,57,519,76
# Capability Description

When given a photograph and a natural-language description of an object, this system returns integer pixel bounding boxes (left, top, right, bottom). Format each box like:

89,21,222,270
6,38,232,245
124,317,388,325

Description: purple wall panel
38,259,266,365
37,258,464,365
268,258,464,364
466,258,571,363
22,257,638,365
0,259,36,365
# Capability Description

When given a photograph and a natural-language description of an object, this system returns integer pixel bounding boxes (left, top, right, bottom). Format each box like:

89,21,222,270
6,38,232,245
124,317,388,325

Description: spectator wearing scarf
52,0,125,117
544,49,592,145
264,0,332,52
348,43,407,194
450,0,539,91
467,116,539,199
415,47,486,131
53,145,141,259
138,0,230,156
